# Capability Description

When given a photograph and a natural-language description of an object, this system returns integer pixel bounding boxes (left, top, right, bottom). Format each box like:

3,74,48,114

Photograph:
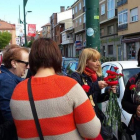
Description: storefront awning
122,37,140,43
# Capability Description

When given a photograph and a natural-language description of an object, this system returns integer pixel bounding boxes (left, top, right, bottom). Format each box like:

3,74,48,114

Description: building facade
99,0,121,60
50,13,57,41
72,0,86,57
41,23,51,38
61,27,75,57
118,0,140,60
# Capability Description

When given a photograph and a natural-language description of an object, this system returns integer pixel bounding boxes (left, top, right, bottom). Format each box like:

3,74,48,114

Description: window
79,2,81,10
83,13,86,23
130,8,138,22
107,0,115,19
118,9,128,25
108,25,114,34
100,28,104,36
108,45,113,55
72,8,74,15
79,17,81,25
83,0,85,7
75,6,77,13
101,4,105,15
102,65,110,77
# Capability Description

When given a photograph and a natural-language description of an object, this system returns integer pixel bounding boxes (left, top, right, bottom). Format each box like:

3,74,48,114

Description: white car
101,61,140,140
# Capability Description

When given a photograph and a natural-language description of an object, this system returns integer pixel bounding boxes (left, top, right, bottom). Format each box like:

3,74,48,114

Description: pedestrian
0,44,29,140
122,48,140,140
10,38,101,140
71,48,117,140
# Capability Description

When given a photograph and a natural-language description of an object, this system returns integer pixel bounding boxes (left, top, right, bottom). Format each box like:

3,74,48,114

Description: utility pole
85,0,100,52
23,0,28,47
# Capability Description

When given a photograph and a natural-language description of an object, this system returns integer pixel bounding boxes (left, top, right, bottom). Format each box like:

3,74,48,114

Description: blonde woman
71,48,116,140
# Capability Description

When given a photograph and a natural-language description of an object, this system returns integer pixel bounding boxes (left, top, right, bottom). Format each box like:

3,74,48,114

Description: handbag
27,78,44,140
95,106,113,140
82,77,113,140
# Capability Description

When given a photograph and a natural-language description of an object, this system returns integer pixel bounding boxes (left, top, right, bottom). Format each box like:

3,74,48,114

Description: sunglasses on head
16,60,29,66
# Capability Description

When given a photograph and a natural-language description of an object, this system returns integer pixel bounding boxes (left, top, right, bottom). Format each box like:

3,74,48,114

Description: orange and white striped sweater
10,75,101,140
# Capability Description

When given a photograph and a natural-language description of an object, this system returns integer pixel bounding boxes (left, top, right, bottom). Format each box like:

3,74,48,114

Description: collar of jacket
0,65,24,83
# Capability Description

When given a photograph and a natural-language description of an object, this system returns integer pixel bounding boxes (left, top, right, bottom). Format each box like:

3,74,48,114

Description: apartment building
61,27,75,57
118,0,140,60
100,0,121,60
0,20,16,45
50,6,73,51
50,13,57,41
41,23,51,38
72,0,86,57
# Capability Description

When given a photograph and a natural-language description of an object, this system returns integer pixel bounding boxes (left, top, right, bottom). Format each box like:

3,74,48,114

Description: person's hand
98,81,108,89
109,85,117,93
136,105,140,117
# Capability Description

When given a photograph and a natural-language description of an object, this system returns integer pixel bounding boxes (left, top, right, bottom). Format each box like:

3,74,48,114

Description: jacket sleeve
0,79,17,120
67,83,101,139
121,80,138,114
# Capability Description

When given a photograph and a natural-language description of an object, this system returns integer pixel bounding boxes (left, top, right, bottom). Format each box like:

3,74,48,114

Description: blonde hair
76,48,102,77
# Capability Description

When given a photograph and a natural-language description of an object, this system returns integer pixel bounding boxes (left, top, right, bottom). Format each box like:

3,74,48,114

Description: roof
0,20,15,30
41,23,51,28
102,61,139,69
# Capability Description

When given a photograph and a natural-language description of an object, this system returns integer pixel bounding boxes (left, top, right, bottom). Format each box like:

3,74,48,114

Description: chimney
60,6,65,12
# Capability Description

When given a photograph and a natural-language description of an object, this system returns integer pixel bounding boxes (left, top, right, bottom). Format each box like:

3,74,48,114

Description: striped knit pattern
10,75,101,140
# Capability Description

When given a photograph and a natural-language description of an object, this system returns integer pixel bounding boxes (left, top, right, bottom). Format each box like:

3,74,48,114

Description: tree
0,31,12,49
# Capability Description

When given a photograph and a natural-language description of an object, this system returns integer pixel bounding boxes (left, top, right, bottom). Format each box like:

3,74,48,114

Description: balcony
117,0,127,7
118,24,128,31
61,38,74,45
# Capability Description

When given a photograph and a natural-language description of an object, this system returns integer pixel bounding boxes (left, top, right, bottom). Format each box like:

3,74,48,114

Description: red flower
106,81,118,86
119,73,124,77
82,85,90,92
129,85,136,90
114,67,119,71
106,70,118,76
107,75,117,80
104,77,109,81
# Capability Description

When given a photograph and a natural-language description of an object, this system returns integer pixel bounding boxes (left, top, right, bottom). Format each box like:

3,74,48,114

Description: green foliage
101,56,116,63
0,31,12,49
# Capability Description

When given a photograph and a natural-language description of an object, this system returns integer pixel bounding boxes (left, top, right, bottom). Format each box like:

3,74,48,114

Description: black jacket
122,73,140,126
71,72,109,106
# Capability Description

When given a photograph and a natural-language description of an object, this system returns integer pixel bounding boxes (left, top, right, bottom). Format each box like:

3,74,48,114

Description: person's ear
11,60,17,69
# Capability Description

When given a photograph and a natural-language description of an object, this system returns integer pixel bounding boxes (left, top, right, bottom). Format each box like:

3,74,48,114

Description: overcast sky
0,0,76,31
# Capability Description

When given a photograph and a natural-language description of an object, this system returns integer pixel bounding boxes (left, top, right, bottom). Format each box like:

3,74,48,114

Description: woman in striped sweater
10,38,101,140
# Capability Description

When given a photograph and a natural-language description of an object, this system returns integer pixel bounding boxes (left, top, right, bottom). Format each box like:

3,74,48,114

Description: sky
0,0,76,31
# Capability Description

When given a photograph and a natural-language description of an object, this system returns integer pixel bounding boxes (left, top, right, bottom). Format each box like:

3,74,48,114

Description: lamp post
23,0,32,47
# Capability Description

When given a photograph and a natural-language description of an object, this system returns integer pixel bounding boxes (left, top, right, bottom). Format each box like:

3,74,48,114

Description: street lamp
23,7,32,46
26,11,32,16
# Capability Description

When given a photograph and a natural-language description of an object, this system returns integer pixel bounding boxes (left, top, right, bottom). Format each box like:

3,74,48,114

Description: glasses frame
16,60,29,67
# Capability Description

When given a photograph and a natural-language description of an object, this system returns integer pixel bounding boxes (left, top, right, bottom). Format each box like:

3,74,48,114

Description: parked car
61,57,78,73
63,61,78,77
101,61,139,140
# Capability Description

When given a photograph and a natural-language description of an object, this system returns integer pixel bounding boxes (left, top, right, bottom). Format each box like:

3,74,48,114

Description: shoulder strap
27,78,44,140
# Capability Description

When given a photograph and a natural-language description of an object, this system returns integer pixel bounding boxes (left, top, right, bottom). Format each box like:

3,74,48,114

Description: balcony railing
117,0,127,7
118,24,128,31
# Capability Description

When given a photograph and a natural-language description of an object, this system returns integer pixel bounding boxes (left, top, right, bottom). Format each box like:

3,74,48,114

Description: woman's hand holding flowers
98,80,108,89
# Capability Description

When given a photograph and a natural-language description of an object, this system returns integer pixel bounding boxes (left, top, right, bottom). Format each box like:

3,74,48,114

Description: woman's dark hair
29,38,62,75
138,48,140,67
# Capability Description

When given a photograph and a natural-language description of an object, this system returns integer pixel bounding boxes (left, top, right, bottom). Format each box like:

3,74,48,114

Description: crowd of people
0,38,139,140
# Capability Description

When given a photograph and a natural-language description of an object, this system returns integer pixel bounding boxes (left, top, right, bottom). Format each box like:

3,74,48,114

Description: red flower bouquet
82,85,90,92
103,67,123,131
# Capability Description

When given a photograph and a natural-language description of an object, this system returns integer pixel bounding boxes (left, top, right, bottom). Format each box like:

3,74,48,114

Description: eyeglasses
16,60,29,67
